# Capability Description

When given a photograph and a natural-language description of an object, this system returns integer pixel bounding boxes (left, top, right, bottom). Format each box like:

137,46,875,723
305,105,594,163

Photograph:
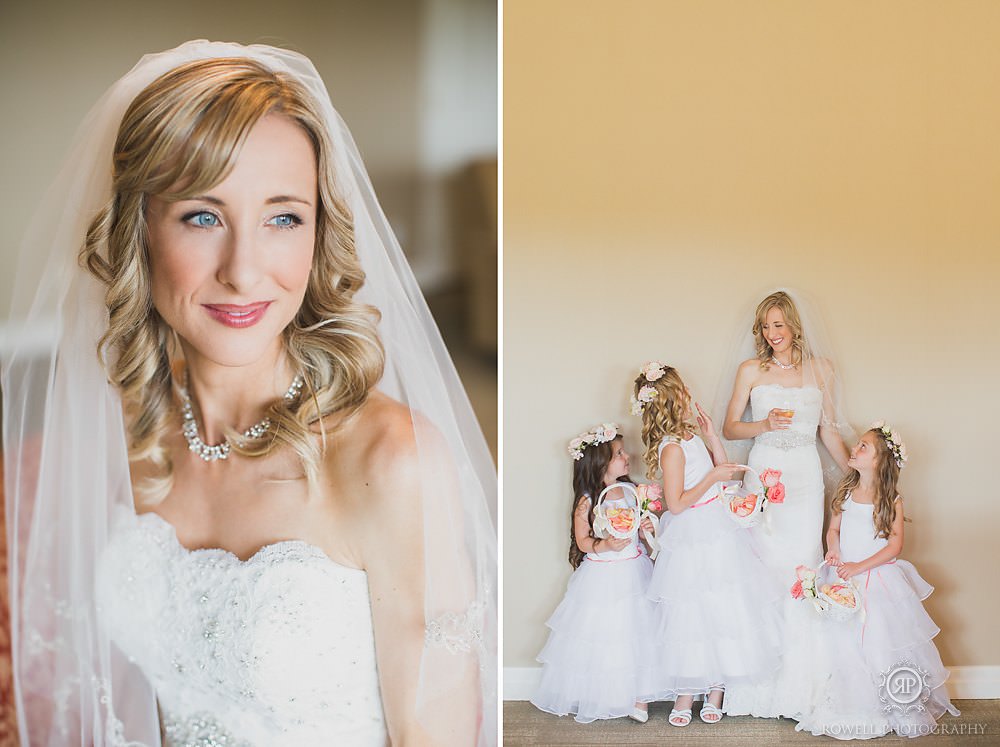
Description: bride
714,289,852,720
2,41,496,746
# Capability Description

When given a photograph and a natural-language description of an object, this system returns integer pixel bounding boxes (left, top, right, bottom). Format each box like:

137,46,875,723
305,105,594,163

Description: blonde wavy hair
832,429,905,539
634,366,696,479
81,57,385,501
752,291,810,369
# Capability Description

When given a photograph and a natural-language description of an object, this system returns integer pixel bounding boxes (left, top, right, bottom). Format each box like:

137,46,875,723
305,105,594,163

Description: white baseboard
503,665,1000,701
949,666,1000,699
503,667,542,701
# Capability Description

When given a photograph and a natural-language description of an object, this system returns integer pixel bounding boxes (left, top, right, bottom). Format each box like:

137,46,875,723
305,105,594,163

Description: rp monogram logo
879,661,931,713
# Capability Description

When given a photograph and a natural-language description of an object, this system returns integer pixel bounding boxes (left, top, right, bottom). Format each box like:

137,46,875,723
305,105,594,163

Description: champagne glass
777,398,796,423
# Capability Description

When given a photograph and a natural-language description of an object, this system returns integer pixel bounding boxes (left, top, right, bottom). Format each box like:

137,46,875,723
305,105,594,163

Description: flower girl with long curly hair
634,362,783,727
794,424,960,739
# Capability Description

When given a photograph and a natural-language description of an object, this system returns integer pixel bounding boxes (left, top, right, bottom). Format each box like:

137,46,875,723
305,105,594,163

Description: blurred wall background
504,0,999,696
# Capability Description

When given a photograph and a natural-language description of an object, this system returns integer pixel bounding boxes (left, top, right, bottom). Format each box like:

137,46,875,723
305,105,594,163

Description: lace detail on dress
820,413,843,428
426,601,486,655
162,711,254,747
96,509,388,746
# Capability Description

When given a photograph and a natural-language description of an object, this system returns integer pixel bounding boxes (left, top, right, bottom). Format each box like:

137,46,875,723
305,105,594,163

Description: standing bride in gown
715,290,852,719
2,41,496,746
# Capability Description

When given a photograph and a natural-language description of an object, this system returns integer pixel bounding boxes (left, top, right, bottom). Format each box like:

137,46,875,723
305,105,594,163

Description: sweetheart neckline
135,510,367,575
751,383,821,394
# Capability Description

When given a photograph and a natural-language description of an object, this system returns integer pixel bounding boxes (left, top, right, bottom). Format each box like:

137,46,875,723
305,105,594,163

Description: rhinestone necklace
770,355,797,371
181,374,305,462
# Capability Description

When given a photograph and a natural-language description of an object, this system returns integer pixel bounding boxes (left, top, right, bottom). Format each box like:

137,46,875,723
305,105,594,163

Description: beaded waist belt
755,430,816,450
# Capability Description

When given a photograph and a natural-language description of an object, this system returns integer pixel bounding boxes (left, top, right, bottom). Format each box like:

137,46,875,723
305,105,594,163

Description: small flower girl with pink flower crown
793,424,960,740
531,424,664,724
633,362,784,727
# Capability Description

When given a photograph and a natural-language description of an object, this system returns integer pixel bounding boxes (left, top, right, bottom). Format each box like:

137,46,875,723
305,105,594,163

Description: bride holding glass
714,289,852,720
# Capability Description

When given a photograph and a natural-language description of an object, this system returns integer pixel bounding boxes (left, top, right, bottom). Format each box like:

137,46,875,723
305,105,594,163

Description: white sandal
628,706,648,723
699,689,725,723
668,707,692,727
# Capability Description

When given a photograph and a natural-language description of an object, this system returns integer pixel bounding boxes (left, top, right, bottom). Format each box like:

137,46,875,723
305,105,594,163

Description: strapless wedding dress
723,384,829,720
96,508,387,746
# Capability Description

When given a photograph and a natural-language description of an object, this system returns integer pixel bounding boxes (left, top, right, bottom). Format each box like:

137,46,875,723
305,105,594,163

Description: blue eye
268,213,303,229
183,211,220,228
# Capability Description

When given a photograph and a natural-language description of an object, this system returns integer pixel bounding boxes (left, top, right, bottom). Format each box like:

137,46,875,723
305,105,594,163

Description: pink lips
203,302,272,328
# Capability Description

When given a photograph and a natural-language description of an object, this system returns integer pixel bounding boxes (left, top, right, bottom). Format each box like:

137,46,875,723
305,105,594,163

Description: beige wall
504,1,999,671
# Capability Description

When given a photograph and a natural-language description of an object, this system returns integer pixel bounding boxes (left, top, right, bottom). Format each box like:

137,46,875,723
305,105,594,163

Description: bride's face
761,306,793,356
145,114,317,368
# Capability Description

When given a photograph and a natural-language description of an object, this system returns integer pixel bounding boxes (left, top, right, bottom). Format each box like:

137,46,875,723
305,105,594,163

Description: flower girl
634,362,783,727
531,424,663,723
794,424,960,739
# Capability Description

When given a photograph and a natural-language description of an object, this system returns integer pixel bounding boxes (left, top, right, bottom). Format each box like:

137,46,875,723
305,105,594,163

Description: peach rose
760,468,782,488
767,483,786,504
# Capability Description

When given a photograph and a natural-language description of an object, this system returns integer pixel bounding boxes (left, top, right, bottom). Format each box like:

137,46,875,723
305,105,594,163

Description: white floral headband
630,361,666,416
871,420,908,468
568,423,620,461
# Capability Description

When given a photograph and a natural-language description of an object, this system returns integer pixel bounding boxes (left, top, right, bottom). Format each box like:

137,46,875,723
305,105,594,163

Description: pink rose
645,483,662,500
790,579,804,599
767,482,785,504
641,362,665,381
648,499,662,512
760,468,782,488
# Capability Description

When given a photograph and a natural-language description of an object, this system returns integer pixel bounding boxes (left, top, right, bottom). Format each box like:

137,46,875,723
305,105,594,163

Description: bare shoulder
325,390,440,503
736,358,760,389
811,356,836,377
659,439,684,465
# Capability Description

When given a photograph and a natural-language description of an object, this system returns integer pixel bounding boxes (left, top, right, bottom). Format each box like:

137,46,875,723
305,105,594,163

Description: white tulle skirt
531,552,664,723
646,499,784,696
791,560,960,739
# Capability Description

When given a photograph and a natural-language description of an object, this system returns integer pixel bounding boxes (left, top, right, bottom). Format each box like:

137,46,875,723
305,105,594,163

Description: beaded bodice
96,509,387,746
750,385,822,450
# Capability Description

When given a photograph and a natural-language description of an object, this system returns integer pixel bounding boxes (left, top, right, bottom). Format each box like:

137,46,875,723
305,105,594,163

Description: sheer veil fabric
1,40,496,746
711,286,856,498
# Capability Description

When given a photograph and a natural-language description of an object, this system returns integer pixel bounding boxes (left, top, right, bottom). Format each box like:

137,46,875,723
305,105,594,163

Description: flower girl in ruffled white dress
531,424,663,723
633,362,784,727
794,424,960,740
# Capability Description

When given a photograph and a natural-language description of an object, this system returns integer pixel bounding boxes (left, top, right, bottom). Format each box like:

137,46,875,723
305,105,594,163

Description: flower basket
791,561,863,622
723,465,787,528
721,467,765,528
815,562,862,622
592,482,640,540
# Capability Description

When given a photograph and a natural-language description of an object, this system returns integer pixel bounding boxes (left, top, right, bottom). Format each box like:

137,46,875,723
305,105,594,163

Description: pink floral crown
871,420,908,468
568,423,620,461
630,361,666,416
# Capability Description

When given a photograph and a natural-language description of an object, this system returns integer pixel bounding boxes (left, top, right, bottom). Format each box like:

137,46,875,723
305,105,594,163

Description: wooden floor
504,700,998,745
